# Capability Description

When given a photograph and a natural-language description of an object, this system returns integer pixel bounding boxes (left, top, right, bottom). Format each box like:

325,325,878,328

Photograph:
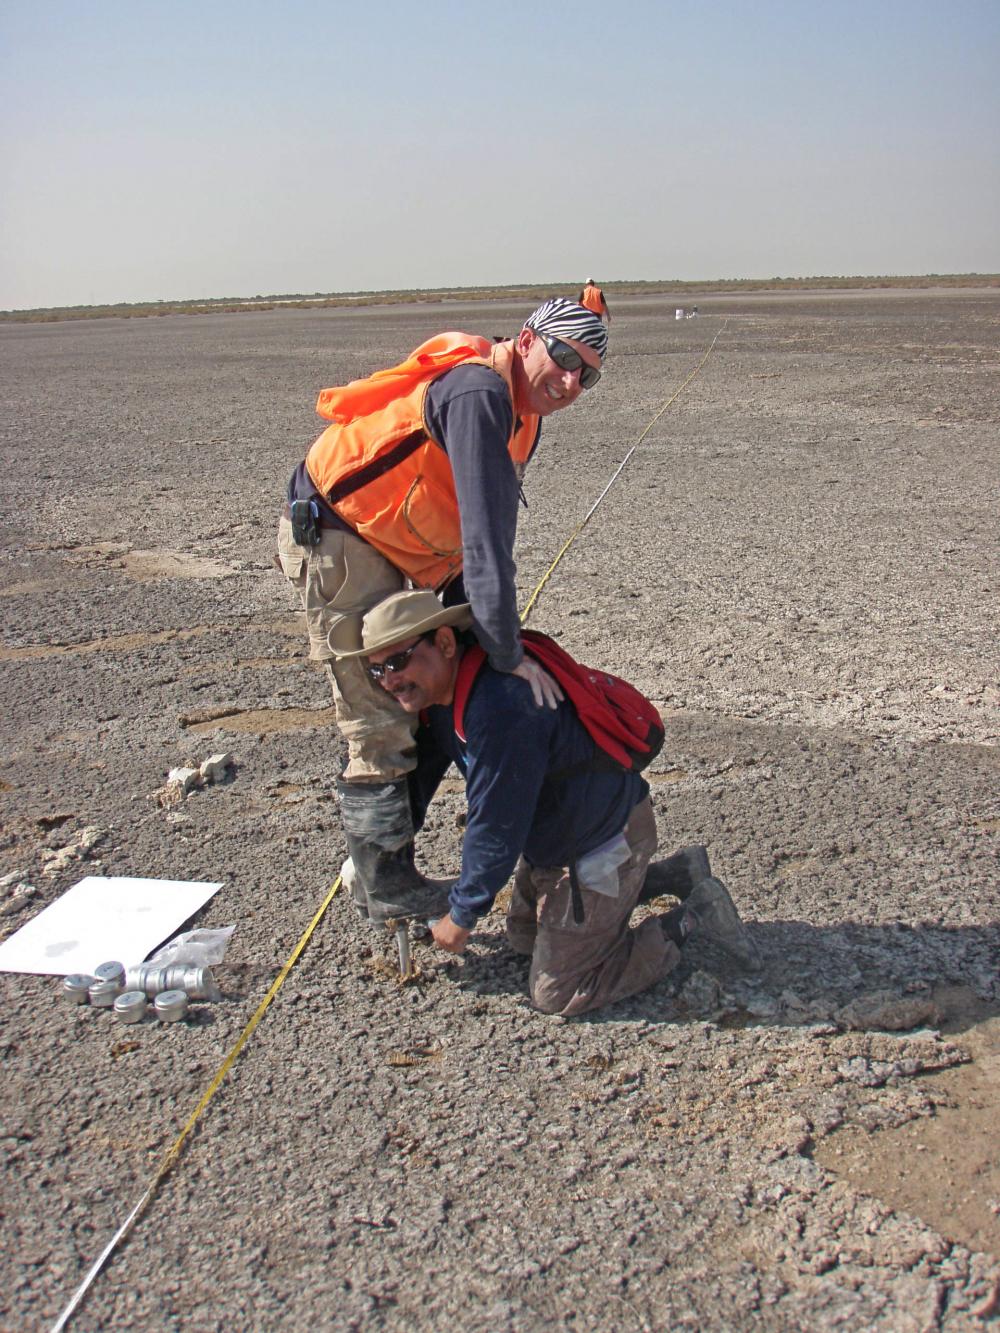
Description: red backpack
453,629,664,774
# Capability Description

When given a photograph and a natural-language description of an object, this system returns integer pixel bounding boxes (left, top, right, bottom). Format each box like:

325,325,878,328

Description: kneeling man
331,590,758,1017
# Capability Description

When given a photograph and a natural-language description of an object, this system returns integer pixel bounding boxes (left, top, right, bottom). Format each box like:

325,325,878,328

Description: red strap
452,644,488,741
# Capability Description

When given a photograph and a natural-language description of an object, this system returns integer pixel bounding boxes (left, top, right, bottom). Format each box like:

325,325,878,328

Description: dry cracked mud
1,289,998,1330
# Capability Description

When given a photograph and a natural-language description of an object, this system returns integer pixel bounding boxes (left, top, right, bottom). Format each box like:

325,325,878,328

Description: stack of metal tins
59,959,220,1023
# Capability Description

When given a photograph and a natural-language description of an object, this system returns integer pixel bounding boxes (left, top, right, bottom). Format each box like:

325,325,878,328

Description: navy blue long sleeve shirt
423,364,528,673
419,661,648,930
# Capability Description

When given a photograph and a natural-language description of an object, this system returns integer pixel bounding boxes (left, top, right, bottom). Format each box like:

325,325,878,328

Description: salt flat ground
1,290,998,1330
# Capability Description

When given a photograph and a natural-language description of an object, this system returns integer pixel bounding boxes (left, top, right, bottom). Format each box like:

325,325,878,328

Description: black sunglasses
366,632,436,682
533,330,602,389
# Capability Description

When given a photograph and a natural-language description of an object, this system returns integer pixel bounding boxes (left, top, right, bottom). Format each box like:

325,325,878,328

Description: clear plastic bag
577,833,631,899
146,925,235,967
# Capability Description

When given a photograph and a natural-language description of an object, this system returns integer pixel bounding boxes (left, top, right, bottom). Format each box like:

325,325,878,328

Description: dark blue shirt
420,661,648,930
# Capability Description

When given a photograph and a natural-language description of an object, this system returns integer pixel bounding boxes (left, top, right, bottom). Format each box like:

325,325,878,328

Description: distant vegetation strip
3,275,997,323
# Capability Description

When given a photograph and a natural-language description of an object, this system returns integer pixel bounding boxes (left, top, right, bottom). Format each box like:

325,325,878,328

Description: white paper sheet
0,876,223,976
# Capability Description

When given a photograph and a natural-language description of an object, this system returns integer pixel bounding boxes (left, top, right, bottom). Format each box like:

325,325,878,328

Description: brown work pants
505,797,680,1017
276,515,415,781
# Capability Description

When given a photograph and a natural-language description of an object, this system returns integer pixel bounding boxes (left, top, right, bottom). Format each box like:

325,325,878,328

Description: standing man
331,590,760,1017
578,279,610,325
277,298,608,923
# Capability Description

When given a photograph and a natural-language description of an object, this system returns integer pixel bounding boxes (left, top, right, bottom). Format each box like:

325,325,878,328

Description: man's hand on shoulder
512,657,563,709
431,915,472,953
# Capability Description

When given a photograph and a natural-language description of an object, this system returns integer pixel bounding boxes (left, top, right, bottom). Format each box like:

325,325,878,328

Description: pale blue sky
1,0,997,310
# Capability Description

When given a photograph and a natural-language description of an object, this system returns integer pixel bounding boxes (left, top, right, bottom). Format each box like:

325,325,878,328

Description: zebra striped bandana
524,296,609,362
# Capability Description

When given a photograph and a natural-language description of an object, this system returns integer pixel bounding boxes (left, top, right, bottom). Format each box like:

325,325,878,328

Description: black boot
683,876,761,970
638,845,711,904
657,876,761,970
658,903,695,948
336,778,453,927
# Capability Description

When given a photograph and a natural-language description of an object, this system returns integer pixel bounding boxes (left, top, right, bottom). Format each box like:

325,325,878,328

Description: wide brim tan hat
328,589,473,659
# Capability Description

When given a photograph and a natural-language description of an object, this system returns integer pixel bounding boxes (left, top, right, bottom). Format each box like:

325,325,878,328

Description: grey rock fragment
155,755,234,807
744,993,780,1020
0,879,37,916
166,766,202,795
835,990,939,1031
39,825,107,875
837,1056,899,1087
199,752,234,784
678,970,725,1018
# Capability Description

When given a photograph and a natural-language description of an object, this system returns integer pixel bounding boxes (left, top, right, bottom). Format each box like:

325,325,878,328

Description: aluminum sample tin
125,965,171,997
94,960,126,987
153,989,189,1023
126,965,220,1002
62,974,95,1004
89,979,122,1008
113,991,147,1024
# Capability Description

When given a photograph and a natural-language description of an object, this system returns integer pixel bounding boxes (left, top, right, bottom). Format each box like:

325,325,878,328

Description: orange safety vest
305,333,540,590
579,285,607,317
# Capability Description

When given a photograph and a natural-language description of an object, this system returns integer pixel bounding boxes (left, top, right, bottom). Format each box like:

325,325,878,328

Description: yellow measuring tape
51,319,727,1332
51,878,342,1333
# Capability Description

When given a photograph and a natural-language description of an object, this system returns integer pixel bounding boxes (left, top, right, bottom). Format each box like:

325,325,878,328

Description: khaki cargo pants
276,514,416,781
505,797,679,1017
